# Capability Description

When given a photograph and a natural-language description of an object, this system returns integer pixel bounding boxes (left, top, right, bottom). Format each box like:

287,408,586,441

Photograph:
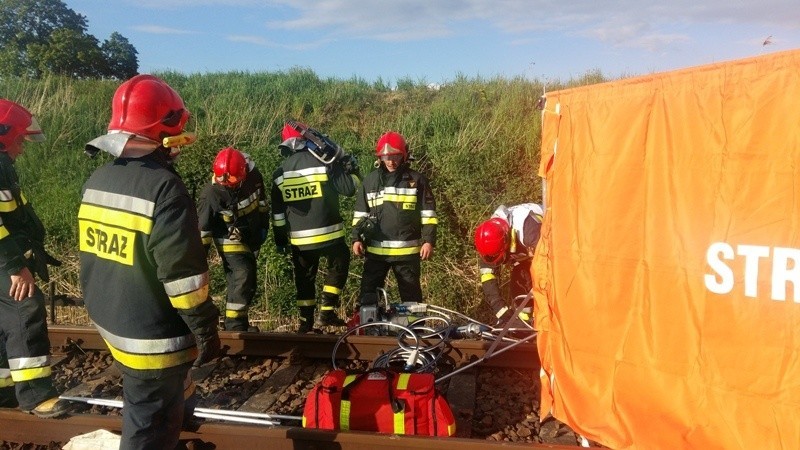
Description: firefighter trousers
291,239,350,318
360,257,423,304
0,279,58,411
220,251,257,331
120,365,191,450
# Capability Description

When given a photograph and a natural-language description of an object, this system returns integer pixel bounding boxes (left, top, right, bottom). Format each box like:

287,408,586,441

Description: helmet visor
480,250,506,266
215,173,243,187
379,154,404,164
24,116,45,142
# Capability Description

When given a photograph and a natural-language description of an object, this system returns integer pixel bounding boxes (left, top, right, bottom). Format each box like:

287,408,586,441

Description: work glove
193,331,221,368
339,154,360,177
228,226,242,242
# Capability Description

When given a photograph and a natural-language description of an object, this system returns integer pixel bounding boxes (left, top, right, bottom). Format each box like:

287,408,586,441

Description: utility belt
303,368,455,436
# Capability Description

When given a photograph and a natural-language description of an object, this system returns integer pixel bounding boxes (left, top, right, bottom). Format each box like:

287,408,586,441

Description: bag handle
341,368,404,413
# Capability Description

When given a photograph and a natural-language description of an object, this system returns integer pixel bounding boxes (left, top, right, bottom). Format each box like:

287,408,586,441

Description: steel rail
0,409,577,450
47,325,541,370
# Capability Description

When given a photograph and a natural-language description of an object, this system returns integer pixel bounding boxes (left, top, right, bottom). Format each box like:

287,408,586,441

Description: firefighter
197,147,269,332
80,75,220,450
271,121,359,332
0,99,69,418
474,203,543,328
351,131,437,305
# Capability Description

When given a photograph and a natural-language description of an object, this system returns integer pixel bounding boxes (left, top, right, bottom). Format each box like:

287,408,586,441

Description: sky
64,0,800,86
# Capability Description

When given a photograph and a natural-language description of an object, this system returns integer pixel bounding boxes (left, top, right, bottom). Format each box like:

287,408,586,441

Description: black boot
315,309,346,328
297,306,316,333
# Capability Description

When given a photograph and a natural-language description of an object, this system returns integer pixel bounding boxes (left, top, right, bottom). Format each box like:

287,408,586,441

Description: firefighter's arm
196,185,214,254
479,261,505,313
419,174,437,247
351,181,369,242
151,190,221,365
270,175,289,253
329,159,357,197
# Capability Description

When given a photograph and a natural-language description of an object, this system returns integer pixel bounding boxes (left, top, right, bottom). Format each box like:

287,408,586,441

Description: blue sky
65,0,800,86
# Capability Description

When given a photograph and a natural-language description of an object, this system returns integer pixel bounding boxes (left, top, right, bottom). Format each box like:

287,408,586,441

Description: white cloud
131,25,196,35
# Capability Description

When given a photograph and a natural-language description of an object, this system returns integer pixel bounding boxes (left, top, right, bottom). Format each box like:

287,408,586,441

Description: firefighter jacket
78,152,218,376
480,203,543,307
351,164,437,262
0,152,46,277
271,149,357,251
197,155,269,255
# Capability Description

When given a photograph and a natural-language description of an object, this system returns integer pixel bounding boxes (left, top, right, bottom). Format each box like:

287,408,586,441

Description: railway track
0,325,582,449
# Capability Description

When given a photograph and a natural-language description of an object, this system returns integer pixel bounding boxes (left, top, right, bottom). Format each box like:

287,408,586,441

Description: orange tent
534,49,800,449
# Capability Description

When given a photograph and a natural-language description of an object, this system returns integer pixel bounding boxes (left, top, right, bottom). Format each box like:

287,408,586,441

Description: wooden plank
445,370,477,438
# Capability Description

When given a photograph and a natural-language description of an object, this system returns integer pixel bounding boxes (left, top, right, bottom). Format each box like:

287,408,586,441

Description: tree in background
0,0,138,79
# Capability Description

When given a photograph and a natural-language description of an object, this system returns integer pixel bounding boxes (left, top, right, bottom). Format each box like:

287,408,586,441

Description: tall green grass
1,68,605,325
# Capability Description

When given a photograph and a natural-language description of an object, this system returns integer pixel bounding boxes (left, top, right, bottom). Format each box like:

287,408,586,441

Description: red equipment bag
303,368,456,436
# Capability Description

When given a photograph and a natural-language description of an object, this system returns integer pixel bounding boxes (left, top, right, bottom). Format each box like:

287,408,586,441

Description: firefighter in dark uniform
80,75,220,450
0,99,69,418
271,121,359,332
474,203,543,328
352,131,437,304
198,147,269,332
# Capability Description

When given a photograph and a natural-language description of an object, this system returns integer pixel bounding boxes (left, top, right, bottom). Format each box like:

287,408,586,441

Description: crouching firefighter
198,147,269,332
80,74,220,450
271,121,360,332
474,203,543,328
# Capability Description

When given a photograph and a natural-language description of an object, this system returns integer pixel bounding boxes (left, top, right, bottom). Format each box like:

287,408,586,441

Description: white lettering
704,243,800,302
705,242,734,294
772,247,800,302
738,245,770,298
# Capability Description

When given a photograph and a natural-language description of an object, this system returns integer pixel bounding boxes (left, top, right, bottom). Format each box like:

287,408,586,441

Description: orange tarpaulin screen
534,49,800,449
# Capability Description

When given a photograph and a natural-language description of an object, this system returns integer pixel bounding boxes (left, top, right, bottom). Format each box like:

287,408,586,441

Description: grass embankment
2,68,605,329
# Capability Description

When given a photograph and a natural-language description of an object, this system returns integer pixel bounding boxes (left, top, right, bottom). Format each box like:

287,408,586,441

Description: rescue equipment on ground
302,368,456,436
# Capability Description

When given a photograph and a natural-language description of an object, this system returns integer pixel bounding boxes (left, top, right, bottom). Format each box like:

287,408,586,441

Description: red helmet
375,131,407,162
108,74,189,142
282,121,306,141
474,217,510,265
213,147,247,187
0,99,45,151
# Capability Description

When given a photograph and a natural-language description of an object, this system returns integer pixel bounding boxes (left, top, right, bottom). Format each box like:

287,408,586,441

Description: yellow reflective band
105,340,197,370
302,415,307,427
201,236,212,245
273,218,286,227
219,243,249,253
323,285,341,295
10,366,51,382
296,299,316,307
447,422,456,436
239,201,258,216
383,194,417,203
0,199,17,213
78,220,136,266
169,285,209,310
281,182,323,202
226,309,246,318
290,228,345,246
421,217,438,225
78,203,153,234
343,374,358,386
367,246,420,256
0,225,8,240
0,377,13,388
320,305,335,311
396,373,410,390
282,173,329,185
340,399,351,431
481,273,496,283
394,409,405,434
367,198,384,208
